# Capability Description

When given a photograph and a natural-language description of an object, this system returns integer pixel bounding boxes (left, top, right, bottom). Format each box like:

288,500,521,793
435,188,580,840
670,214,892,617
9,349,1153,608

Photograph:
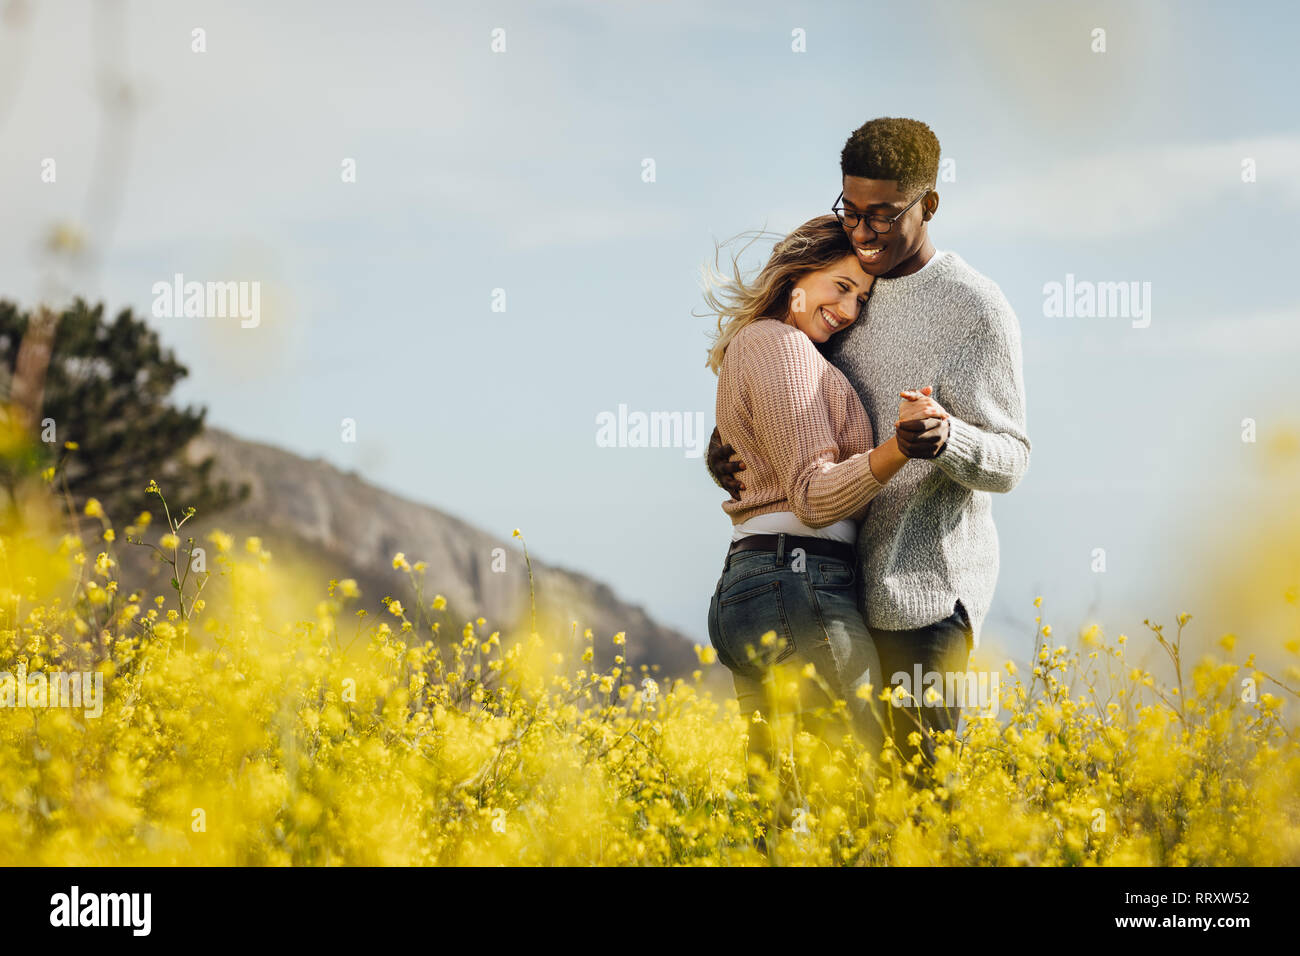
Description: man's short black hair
840,117,940,195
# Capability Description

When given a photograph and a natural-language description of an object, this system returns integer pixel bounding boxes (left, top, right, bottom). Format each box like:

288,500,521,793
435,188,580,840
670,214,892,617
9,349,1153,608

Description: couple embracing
702,117,1030,807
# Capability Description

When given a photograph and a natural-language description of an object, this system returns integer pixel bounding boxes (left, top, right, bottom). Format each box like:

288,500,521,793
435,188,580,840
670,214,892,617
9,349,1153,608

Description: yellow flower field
1,485,1297,867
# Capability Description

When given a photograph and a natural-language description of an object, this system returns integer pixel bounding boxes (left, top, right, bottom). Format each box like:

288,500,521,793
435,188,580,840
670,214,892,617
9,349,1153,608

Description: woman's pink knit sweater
716,318,884,529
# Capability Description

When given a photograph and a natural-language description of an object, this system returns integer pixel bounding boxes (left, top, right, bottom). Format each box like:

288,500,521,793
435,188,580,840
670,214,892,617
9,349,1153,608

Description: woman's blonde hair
700,214,856,374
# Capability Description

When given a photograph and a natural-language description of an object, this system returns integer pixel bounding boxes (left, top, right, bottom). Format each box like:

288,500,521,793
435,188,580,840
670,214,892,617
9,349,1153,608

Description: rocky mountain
152,428,703,678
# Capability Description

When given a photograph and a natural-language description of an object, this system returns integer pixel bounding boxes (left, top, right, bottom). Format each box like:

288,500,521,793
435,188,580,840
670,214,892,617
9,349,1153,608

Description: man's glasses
832,187,931,234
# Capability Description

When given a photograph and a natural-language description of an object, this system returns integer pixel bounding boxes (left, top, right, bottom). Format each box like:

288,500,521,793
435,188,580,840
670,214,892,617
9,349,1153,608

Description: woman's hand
897,385,948,424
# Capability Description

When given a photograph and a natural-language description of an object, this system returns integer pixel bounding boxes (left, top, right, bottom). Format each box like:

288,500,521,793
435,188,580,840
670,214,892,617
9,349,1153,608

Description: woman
702,214,944,812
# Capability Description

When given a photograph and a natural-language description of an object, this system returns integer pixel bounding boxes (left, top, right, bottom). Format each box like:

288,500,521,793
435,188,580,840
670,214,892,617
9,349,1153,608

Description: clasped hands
707,385,952,500
895,385,950,460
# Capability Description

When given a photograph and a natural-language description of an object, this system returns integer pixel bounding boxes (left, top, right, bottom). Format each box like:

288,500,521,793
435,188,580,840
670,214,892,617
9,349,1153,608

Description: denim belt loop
775,532,786,566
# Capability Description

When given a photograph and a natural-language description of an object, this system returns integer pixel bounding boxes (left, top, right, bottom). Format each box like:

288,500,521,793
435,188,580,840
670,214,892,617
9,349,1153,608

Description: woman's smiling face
784,254,871,343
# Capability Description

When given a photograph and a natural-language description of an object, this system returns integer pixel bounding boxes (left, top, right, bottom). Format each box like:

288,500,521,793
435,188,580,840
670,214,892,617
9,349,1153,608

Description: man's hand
896,386,951,460
707,425,745,500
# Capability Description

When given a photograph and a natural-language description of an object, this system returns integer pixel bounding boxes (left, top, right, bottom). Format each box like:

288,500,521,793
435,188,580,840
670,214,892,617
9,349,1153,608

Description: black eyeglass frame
831,186,933,234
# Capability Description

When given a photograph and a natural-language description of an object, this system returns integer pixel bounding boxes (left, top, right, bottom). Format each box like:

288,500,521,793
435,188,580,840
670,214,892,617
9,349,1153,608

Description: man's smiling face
839,175,935,279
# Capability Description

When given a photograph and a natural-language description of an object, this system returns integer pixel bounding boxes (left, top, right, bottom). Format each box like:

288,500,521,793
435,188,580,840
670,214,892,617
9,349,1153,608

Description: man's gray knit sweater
821,249,1030,648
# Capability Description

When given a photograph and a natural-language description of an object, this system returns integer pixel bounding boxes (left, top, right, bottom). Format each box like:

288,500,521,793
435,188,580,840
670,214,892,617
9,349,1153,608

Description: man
706,116,1030,770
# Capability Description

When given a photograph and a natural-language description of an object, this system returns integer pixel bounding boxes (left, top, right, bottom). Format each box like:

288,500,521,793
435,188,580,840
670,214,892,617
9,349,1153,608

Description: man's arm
925,302,1030,493
706,425,745,498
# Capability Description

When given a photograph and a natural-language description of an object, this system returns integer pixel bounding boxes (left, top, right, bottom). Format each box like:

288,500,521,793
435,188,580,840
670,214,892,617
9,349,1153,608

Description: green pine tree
0,298,248,523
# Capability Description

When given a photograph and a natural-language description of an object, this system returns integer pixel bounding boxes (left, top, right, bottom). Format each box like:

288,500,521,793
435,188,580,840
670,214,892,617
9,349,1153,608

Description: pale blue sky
2,0,1297,664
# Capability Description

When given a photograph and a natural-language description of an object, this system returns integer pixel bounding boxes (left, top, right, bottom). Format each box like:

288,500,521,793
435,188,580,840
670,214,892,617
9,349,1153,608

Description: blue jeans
707,538,886,791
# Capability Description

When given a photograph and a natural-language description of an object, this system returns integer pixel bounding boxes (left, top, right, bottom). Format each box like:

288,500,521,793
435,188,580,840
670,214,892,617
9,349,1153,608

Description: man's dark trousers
868,601,974,775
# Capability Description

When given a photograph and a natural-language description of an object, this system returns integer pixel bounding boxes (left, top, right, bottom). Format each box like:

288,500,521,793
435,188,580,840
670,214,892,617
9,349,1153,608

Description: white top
731,511,858,544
